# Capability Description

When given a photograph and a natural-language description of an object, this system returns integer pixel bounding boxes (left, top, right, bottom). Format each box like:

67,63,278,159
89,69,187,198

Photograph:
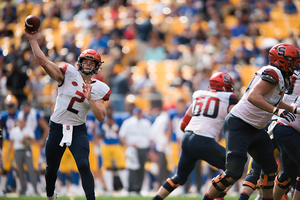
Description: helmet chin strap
78,63,98,75
82,69,93,75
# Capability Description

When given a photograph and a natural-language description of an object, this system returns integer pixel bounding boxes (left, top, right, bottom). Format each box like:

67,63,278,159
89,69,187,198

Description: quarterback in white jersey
202,43,300,200
51,63,110,125
26,28,110,200
152,72,238,200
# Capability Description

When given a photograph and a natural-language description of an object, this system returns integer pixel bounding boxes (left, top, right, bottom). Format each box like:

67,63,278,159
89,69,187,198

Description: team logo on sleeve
72,81,78,86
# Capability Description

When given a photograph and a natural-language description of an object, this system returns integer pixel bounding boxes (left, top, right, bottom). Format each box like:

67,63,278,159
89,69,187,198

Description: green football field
0,196,258,200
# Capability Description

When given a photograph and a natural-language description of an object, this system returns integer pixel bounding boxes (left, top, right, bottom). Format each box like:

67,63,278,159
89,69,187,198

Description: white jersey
278,95,300,132
283,72,300,104
185,90,238,140
231,65,286,129
50,64,111,125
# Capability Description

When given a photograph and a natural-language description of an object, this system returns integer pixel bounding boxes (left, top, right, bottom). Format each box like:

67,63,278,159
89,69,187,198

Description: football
24,15,40,33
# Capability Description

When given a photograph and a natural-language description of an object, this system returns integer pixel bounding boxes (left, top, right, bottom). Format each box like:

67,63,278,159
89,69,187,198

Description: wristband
273,107,279,115
294,106,300,115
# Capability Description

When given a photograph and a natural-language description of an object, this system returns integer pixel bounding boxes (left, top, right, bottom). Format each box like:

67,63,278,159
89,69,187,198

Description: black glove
273,108,296,122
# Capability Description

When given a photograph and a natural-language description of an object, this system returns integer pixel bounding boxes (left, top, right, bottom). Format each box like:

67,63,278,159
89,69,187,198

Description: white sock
103,170,113,192
26,182,34,196
14,176,21,194
39,175,46,191
118,169,128,190
141,171,150,192
95,178,104,192
0,175,7,192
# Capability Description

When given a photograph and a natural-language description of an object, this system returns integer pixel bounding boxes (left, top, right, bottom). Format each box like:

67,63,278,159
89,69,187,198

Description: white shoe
59,186,67,196
121,189,129,197
47,192,57,200
254,194,262,200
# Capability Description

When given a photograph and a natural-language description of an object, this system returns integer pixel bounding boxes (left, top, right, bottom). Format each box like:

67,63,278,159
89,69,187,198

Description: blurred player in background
86,110,106,195
0,94,19,195
166,98,187,174
99,105,128,196
202,43,300,200
25,27,110,200
152,72,239,200
17,101,49,194
7,116,38,196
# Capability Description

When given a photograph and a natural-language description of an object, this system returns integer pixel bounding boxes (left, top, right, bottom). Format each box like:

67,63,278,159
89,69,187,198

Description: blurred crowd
0,0,300,197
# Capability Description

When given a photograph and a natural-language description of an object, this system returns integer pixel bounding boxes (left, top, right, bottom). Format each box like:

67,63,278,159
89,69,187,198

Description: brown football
24,15,40,33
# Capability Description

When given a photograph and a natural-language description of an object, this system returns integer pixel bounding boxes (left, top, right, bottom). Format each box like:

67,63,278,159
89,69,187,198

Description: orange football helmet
269,43,299,74
77,49,104,75
209,72,234,92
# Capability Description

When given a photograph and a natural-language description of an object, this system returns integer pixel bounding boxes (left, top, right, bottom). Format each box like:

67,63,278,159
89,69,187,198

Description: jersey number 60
193,96,220,118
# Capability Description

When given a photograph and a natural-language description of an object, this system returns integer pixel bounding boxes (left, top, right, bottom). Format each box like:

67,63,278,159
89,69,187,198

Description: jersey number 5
67,91,85,114
193,96,220,118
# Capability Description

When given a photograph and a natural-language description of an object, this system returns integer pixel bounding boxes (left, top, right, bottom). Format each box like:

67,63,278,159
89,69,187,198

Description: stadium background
0,0,299,198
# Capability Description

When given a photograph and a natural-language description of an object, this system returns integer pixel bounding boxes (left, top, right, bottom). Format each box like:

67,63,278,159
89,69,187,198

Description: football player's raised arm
26,31,64,84
247,79,277,113
180,104,192,132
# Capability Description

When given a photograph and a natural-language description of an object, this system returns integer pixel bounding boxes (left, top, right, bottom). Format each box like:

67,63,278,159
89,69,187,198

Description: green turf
0,196,257,200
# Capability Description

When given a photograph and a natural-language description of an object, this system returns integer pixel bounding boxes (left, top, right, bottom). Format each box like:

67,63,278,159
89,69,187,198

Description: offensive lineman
152,72,239,200
202,43,300,200
238,71,300,200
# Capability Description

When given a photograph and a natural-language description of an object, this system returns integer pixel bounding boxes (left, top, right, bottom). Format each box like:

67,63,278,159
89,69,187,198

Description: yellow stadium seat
236,65,260,87
224,15,238,29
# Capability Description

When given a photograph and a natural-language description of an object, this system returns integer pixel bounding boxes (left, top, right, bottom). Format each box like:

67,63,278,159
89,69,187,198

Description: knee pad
212,173,235,192
259,173,276,189
243,171,260,190
162,178,180,193
225,150,248,180
171,174,187,185
275,174,292,190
